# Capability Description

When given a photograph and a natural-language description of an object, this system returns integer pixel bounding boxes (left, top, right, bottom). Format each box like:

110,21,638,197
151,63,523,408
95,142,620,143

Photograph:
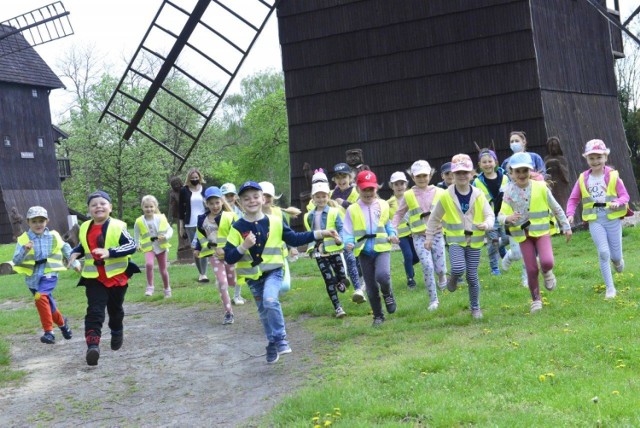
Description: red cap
356,170,378,190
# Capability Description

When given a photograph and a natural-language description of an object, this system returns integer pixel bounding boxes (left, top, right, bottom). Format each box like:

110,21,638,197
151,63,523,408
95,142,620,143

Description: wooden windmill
0,2,73,243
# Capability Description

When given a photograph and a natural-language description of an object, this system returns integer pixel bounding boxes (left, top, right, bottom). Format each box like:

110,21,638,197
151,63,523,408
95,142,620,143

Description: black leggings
84,280,128,337
316,254,348,309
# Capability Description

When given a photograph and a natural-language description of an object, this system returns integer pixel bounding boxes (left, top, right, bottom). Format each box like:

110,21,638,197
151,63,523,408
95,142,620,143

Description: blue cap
333,163,351,175
440,162,452,173
238,181,262,195
509,152,534,169
87,190,111,205
204,186,223,200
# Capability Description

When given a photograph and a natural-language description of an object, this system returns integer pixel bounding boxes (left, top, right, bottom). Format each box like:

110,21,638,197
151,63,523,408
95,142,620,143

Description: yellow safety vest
388,195,411,238
500,181,554,243
135,215,171,253
79,219,129,278
330,186,359,216
578,170,627,221
473,174,509,208
304,207,343,252
349,200,392,256
227,215,285,281
14,231,66,276
196,211,237,258
439,191,487,248
403,187,444,234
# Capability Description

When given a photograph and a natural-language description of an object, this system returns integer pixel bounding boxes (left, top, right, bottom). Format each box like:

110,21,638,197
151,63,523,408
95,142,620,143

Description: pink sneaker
164,288,172,298
144,285,154,296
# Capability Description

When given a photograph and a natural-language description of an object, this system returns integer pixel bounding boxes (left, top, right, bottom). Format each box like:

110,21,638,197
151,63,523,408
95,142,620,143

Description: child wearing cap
68,190,140,366
194,186,240,323
387,171,420,289
134,195,173,298
499,153,572,314
304,169,350,318
566,139,630,299
12,206,80,344
425,154,494,319
221,183,244,218
331,162,366,303
392,160,448,311
344,171,400,326
436,162,454,189
224,181,340,363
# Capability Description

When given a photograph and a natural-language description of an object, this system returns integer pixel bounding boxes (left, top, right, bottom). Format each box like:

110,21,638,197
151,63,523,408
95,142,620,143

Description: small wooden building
0,25,69,243
277,0,639,213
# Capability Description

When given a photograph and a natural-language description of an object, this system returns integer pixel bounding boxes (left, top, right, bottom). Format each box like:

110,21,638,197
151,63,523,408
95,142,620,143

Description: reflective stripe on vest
14,231,66,276
135,215,171,253
348,200,391,256
304,207,344,252
404,188,444,234
439,192,487,248
388,195,411,238
501,181,552,243
79,219,129,278
579,170,627,220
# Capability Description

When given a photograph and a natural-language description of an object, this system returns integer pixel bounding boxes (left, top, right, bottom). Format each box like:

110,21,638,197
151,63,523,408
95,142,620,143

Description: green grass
2,227,640,426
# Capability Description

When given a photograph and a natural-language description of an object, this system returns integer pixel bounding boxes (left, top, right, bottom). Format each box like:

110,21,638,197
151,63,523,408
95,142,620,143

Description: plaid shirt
12,228,76,290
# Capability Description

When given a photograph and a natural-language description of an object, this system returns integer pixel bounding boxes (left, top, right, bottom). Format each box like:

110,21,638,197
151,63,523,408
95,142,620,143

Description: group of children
12,135,630,365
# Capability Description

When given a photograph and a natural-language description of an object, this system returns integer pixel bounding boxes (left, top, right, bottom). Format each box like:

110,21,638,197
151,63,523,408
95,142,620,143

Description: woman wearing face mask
501,131,546,174
178,168,209,283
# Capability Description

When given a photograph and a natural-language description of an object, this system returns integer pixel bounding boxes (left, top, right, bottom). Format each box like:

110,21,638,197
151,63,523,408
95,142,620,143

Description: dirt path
0,301,315,427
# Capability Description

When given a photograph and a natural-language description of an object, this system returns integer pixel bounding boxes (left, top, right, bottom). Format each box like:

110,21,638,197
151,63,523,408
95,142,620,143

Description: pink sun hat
583,139,610,157
450,154,474,172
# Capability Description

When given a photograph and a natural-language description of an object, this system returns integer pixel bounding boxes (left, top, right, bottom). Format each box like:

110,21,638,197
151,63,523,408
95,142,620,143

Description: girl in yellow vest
12,206,80,344
304,170,350,318
392,160,448,311
499,153,572,314
344,171,400,327
387,171,419,289
194,186,240,324
566,140,630,299
134,195,173,298
425,154,494,319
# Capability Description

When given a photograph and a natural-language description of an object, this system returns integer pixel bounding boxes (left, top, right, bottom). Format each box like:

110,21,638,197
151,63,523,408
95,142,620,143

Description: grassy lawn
1,226,639,426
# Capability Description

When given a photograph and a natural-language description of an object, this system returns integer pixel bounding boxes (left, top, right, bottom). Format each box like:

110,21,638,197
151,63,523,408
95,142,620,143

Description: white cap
389,171,408,183
220,183,237,195
258,181,281,198
411,160,432,176
312,170,329,184
312,182,331,195
26,206,48,219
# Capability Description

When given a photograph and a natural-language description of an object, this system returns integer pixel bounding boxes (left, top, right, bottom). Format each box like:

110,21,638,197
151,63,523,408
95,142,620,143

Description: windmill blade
100,0,280,171
0,1,73,58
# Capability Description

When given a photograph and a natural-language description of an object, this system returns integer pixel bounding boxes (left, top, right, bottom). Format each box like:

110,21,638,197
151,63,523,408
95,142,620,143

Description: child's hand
564,229,572,243
242,231,256,249
335,236,343,245
23,241,34,251
475,223,488,231
73,264,82,273
215,248,225,260
322,229,340,241
424,239,433,251
158,234,166,243
567,215,574,225
335,198,344,205
389,235,399,245
289,247,299,257
193,250,200,258
346,243,354,251
507,213,522,224
609,202,620,209
92,248,110,260
67,253,80,269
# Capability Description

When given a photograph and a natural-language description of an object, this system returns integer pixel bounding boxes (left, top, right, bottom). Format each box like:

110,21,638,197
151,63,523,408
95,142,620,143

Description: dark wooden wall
277,0,638,215
0,83,68,242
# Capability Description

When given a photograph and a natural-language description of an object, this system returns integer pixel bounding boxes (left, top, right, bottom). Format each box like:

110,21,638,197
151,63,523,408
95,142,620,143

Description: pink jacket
566,166,630,217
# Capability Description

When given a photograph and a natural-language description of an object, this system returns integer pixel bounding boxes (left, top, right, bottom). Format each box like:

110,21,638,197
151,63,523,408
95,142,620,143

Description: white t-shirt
587,174,607,212
186,191,205,227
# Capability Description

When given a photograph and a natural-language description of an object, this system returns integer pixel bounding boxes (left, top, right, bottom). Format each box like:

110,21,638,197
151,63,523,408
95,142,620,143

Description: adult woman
501,131,546,174
178,168,208,282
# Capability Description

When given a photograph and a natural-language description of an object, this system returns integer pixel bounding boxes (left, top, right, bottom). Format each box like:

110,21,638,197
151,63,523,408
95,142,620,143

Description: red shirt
87,223,128,287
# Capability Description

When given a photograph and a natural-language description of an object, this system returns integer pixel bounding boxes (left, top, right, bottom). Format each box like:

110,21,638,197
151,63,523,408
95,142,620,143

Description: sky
1,0,638,121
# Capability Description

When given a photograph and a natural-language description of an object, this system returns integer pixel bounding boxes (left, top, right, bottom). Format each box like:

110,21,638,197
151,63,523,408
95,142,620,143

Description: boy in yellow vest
224,181,339,363
13,206,80,344
68,191,140,366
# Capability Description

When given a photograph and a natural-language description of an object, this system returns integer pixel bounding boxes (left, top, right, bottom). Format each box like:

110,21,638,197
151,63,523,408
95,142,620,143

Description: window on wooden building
32,89,38,98
3,136,10,147
37,137,44,148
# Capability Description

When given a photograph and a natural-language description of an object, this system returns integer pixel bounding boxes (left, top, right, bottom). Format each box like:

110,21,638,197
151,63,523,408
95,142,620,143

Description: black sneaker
40,331,55,344
447,275,460,292
59,317,72,340
86,345,100,366
372,316,385,327
407,278,417,289
223,312,234,325
383,294,396,314
110,331,123,351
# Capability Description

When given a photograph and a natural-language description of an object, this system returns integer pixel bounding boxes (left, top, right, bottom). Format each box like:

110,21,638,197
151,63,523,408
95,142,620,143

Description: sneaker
336,281,347,293
613,259,624,273
40,331,55,344
372,316,385,327
471,308,483,319
144,285,154,296
232,296,246,305
605,288,617,299
342,278,351,289
501,253,512,271
491,268,501,276
543,270,556,291
164,288,172,298
266,343,279,364
352,288,366,304
86,345,100,366
277,342,292,355
530,300,543,313
198,274,210,283
407,278,417,289
437,274,448,291
111,331,123,351
335,306,347,318
59,317,72,340
428,300,439,311
447,275,460,292
383,294,397,314
223,312,234,325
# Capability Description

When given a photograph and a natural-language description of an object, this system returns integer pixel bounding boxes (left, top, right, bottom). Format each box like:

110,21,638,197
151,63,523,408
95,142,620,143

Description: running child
436,162,454,189
221,182,244,218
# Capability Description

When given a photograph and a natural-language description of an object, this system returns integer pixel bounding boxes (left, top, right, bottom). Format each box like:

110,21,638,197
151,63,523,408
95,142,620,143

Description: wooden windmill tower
0,2,73,243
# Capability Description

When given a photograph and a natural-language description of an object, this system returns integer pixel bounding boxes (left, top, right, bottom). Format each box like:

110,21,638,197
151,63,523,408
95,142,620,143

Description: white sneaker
428,300,439,311
232,297,246,305
352,288,366,304
335,306,346,318
605,288,617,299
164,288,172,298
501,252,512,271
437,274,447,291
542,270,556,291
613,259,624,273
145,285,154,296
530,300,543,313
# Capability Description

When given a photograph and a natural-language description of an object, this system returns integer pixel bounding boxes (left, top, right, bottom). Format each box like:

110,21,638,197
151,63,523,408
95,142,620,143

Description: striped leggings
589,213,623,291
449,245,481,310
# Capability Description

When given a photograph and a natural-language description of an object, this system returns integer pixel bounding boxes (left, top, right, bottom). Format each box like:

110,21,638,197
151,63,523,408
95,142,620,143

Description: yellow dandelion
314,425,321,428
324,421,332,427
312,416,320,422
421,371,428,376
546,372,555,378
539,375,546,382
612,390,620,395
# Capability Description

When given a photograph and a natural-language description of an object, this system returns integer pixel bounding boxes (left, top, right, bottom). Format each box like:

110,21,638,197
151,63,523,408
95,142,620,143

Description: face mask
190,179,200,186
510,143,523,153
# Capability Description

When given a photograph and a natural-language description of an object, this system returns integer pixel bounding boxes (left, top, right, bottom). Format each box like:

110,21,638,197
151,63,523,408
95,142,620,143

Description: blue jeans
398,235,418,280
246,268,287,345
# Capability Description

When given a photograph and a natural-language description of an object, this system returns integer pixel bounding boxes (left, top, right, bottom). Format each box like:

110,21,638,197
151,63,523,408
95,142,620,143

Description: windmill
100,0,280,171
0,2,74,243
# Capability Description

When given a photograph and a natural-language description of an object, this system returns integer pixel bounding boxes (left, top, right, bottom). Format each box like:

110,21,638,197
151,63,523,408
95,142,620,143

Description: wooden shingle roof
0,24,64,89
